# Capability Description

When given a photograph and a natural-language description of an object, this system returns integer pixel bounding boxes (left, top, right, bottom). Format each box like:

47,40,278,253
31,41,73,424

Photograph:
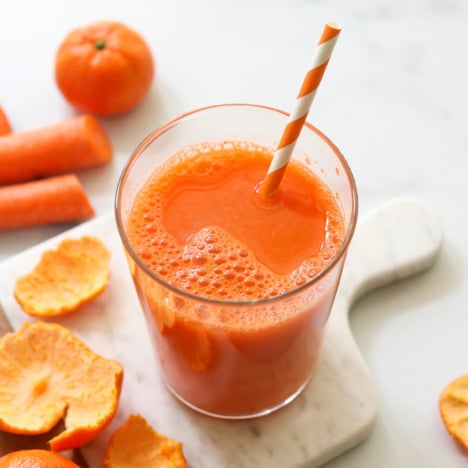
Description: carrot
0,174,95,229
0,114,112,185
0,106,12,135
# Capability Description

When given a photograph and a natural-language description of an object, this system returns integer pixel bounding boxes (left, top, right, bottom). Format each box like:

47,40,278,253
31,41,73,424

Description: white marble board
0,198,443,468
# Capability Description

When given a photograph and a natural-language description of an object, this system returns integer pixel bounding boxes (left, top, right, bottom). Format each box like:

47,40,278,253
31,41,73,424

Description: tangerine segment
0,449,79,468
0,321,123,452
439,373,468,451
14,236,111,317
103,414,187,468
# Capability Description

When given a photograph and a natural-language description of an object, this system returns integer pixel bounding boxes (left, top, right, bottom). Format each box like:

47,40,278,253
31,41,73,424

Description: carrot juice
116,104,357,418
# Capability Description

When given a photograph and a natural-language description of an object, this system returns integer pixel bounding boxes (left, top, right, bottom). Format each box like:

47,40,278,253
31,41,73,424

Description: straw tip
326,22,342,32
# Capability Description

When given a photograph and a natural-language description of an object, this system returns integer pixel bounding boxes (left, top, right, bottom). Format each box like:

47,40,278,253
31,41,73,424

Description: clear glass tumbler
115,103,358,419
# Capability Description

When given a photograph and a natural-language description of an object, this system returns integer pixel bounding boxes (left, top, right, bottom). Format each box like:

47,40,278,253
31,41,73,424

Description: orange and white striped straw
258,22,341,199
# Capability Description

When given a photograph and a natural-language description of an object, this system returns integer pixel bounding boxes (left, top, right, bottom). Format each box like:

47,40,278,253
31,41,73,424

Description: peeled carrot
0,174,95,229
0,106,12,135
0,114,112,185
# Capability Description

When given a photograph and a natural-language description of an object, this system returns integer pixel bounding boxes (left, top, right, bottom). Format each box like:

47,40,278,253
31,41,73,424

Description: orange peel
439,373,468,451
103,414,187,468
14,236,110,317
0,321,123,451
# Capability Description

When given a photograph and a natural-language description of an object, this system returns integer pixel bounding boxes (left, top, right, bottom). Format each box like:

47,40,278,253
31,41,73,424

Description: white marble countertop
1,1,467,466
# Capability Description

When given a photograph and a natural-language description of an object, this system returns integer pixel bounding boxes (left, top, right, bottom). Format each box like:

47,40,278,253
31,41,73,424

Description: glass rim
115,102,359,306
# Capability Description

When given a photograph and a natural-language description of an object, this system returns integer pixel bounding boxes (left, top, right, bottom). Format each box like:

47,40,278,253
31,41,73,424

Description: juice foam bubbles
127,141,344,309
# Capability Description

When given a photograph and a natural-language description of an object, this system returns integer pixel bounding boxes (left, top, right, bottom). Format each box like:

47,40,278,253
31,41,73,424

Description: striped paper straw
258,22,341,199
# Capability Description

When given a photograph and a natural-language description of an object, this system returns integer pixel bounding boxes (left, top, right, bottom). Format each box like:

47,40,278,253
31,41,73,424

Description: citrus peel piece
439,373,468,451
103,414,187,467
14,236,111,317
0,321,123,451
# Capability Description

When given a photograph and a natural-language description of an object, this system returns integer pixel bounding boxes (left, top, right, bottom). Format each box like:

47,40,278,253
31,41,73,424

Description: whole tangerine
55,21,154,116
0,449,79,468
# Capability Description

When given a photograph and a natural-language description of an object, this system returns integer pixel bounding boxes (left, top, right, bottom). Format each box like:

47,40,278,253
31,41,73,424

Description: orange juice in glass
115,104,357,419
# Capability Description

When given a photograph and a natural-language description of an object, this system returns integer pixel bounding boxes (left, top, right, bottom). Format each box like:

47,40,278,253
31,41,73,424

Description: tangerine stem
95,39,106,50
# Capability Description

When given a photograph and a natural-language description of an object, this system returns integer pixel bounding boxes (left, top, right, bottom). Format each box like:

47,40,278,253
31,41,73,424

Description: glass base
165,376,313,420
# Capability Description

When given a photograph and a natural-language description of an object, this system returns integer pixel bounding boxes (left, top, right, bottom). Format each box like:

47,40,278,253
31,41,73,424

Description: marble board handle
309,198,443,468
338,197,443,309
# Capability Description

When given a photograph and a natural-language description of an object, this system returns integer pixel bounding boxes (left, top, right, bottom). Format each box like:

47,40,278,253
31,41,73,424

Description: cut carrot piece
14,236,110,317
0,114,112,185
103,414,187,468
0,321,123,451
439,373,468,451
0,106,12,135
0,174,95,229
